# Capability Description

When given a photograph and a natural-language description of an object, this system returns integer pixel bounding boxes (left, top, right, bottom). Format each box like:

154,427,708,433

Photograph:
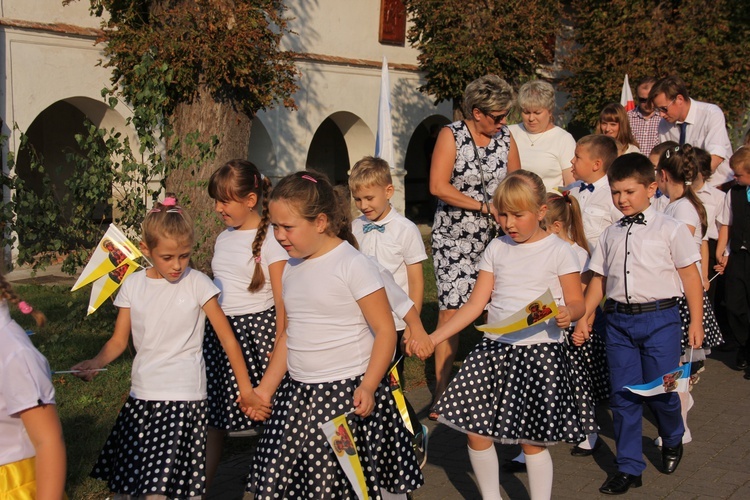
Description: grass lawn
15,242,481,498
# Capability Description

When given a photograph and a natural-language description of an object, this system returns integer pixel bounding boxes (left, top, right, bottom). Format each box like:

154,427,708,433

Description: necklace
524,124,550,147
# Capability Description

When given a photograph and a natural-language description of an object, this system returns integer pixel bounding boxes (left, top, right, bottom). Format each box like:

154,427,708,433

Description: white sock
512,451,525,463
468,445,502,500
379,491,407,500
525,449,553,500
577,432,598,450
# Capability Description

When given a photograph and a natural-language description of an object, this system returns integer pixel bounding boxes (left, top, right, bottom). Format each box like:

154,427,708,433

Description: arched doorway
403,114,451,223
306,112,374,186
248,116,277,174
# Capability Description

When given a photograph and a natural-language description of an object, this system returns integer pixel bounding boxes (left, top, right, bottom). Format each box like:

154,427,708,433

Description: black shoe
571,437,602,457
744,370,750,380
599,473,642,495
502,459,526,473
662,443,683,474
736,352,748,370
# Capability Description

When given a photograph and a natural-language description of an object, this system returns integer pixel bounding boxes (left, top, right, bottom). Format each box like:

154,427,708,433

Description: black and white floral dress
432,121,510,309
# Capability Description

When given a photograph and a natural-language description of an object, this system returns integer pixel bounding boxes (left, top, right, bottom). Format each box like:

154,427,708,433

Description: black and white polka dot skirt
204,307,276,430
566,325,610,408
246,374,424,499
434,338,586,446
91,397,207,498
678,292,723,351
565,326,608,435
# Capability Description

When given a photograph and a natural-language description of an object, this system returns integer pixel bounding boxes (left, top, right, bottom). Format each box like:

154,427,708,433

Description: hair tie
685,181,692,186
18,301,33,315
301,174,318,183
254,255,261,264
163,197,177,206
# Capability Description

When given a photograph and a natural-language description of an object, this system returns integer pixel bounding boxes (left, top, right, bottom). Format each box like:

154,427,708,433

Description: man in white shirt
650,76,734,187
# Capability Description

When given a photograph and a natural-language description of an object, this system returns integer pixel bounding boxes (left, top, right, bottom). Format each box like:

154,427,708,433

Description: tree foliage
562,0,750,133
405,0,560,116
78,0,299,116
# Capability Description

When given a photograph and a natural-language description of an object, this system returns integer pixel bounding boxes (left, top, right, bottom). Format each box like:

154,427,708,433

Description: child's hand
407,328,435,360
353,384,375,418
555,306,572,329
237,389,272,421
572,320,591,346
689,321,705,349
713,261,726,275
71,360,103,382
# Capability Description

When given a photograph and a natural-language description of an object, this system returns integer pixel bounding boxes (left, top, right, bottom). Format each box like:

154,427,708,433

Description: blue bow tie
362,222,385,233
655,188,664,199
579,182,595,193
619,213,646,226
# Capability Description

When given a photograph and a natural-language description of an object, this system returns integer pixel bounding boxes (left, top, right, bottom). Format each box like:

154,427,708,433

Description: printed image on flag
388,362,414,434
624,362,692,397
71,224,142,291
86,262,139,315
319,413,369,500
476,289,559,335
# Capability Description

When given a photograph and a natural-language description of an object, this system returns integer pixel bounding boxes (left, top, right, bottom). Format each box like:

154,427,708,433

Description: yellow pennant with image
72,224,142,292
476,288,559,335
387,361,414,434
319,413,369,500
86,261,139,315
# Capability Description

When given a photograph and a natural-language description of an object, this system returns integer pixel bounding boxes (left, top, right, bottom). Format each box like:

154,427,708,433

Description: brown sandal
428,406,439,421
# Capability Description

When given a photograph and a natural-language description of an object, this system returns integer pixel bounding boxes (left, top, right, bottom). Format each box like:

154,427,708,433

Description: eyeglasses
483,110,509,124
637,96,650,104
654,98,676,114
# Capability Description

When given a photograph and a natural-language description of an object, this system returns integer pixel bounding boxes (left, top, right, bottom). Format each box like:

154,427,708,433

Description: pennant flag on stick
375,55,395,168
620,74,635,112
387,359,414,434
86,262,139,315
319,413,369,500
72,224,142,291
476,289,559,335
624,363,692,397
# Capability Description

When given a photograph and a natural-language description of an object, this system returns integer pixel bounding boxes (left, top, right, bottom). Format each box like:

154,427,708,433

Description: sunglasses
483,110,509,124
637,96,650,104
655,98,676,114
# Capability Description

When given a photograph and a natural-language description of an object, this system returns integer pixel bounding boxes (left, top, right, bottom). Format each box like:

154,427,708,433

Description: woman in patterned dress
429,75,520,416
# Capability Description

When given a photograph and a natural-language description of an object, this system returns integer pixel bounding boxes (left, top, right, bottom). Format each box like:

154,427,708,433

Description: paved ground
208,349,750,499
11,266,749,499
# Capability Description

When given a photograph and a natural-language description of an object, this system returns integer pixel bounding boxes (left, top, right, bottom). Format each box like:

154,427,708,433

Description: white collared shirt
589,205,700,303
568,176,623,250
658,99,734,186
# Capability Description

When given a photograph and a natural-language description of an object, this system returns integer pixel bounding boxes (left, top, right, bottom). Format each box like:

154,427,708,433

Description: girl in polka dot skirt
424,170,586,500
245,171,423,499
203,160,287,488
73,197,264,499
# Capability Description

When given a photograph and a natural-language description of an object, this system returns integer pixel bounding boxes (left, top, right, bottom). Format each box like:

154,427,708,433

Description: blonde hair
462,75,515,118
546,192,589,254
731,146,750,174
348,156,393,192
142,195,195,250
493,170,547,228
517,80,556,112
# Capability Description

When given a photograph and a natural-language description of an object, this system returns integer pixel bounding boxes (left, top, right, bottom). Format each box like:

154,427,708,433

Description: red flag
620,74,635,112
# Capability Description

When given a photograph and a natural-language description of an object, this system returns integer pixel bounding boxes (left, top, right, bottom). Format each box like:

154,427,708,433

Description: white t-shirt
571,242,590,272
352,207,427,330
283,242,385,384
624,143,641,155
478,234,580,345
695,183,726,240
664,197,704,251
509,124,576,192
114,268,220,400
0,301,55,466
567,176,623,251
589,205,700,303
211,227,288,315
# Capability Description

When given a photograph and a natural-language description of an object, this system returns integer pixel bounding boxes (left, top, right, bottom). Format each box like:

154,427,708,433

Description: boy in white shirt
575,153,704,495
349,156,430,467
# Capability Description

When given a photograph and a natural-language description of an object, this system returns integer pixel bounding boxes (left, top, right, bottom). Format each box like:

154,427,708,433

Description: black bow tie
579,182,595,193
619,213,646,226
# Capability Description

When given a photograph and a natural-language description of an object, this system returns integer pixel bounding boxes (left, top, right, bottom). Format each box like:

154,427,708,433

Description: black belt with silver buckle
603,298,678,315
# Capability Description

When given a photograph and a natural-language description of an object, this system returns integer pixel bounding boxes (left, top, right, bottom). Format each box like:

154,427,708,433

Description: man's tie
579,182,595,193
362,222,385,233
679,122,688,146
619,213,647,226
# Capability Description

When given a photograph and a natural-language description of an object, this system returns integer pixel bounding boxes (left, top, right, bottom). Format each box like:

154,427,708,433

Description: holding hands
238,388,272,421
405,326,436,360
70,359,105,382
